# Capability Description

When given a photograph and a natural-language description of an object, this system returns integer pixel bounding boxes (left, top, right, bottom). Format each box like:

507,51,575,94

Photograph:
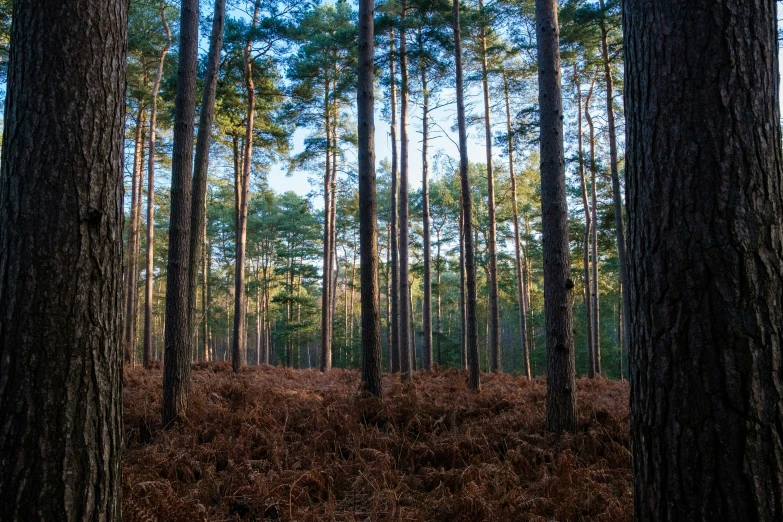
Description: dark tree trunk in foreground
625,1,783,519
453,0,480,391
0,0,126,518
536,0,577,432
162,0,199,426
389,29,400,374
479,0,501,374
357,0,382,397
188,0,226,367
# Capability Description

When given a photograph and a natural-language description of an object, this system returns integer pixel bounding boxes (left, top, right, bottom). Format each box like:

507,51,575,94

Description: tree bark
232,0,261,373
357,0,383,396
479,0,501,374
189,0,226,364
504,71,530,378
389,29,401,374
624,1,783,519
0,0,126,517
453,0,480,390
144,2,171,369
162,0,199,426
459,189,468,371
536,0,577,432
399,0,413,380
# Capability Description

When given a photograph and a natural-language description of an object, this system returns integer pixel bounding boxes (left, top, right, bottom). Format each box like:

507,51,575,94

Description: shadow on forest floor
123,364,631,521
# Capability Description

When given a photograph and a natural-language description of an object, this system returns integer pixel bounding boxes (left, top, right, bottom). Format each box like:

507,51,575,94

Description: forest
1,0,782,521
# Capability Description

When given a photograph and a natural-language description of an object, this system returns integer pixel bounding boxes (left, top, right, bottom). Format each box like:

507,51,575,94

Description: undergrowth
123,363,632,521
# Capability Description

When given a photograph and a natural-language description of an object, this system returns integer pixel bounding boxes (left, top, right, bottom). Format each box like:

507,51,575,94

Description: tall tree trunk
625,1,783,519
574,67,594,378
162,0,199,426
536,0,577,433
357,0,383,395
418,28,433,371
189,0,226,364
204,227,211,362
584,84,600,376
386,225,392,372
0,0,126,517
321,80,333,371
503,71,531,379
399,0,413,380
601,0,628,362
436,228,442,366
133,114,147,356
125,106,146,367
389,29,401,374
479,0,501,374
453,0,480,390
144,5,171,369
232,0,260,373
459,186,468,371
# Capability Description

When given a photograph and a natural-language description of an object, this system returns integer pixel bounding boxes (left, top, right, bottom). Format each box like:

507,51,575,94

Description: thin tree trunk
453,0,480,390
0,0,126,516
232,0,260,373
503,71,531,379
189,0,226,364
436,227,442,366
386,223,392,371
584,84,600,376
459,187,468,371
479,0,501,373
419,27,433,371
125,106,146,367
144,4,171,369
357,0,383,395
536,0,577,433
321,79,333,371
602,0,628,363
399,0,413,380
574,67,594,378
162,0,199,426
389,29,401,374
625,1,783,519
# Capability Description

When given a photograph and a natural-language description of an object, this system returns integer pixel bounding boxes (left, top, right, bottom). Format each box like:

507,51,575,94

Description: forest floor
123,364,632,522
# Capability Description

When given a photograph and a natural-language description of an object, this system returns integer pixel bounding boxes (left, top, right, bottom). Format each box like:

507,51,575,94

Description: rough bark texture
536,0,577,432
0,0,126,518
479,0,501,374
504,72,530,378
144,4,171,369
624,0,783,519
357,0,383,397
188,0,226,366
162,0,199,427
389,30,400,374
453,0,480,391
399,0,412,380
